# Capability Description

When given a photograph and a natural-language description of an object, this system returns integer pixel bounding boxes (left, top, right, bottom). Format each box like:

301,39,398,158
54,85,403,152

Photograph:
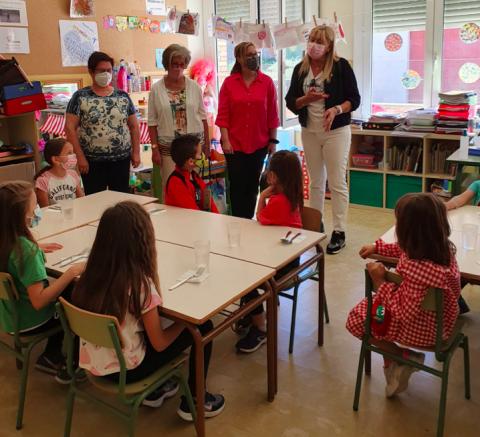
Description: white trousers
301,125,351,232
160,154,176,199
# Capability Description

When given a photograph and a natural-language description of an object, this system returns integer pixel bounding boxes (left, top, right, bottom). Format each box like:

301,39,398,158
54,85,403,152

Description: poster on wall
70,0,94,18
59,20,99,67
0,0,28,27
146,0,166,16
0,25,29,52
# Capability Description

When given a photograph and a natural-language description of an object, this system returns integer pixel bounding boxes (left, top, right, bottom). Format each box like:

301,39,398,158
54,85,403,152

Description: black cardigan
285,57,361,130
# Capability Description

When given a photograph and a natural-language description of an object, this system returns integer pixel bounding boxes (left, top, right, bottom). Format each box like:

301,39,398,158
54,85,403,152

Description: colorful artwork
177,12,198,35
155,48,164,69
459,62,480,84
459,22,480,44
70,0,94,18
139,17,151,31
102,16,115,30
128,16,139,30
212,16,235,42
384,33,403,52
401,69,422,90
59,20,99,67
115,16,128,32
149,20,160,33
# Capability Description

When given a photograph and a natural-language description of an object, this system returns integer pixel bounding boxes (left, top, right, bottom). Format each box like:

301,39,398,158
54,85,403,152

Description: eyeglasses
171,63,186,69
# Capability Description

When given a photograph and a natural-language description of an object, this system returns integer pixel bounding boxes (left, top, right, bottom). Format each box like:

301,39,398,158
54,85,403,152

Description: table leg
186,324,205,437
453,163,464,195
317,246,325,347
265,283,276,401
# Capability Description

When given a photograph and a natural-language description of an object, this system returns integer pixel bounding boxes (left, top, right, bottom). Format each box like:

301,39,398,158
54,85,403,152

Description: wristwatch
335,105,343,115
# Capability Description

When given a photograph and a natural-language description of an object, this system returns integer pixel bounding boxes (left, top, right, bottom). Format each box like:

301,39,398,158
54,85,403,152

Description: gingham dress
346,240,461,347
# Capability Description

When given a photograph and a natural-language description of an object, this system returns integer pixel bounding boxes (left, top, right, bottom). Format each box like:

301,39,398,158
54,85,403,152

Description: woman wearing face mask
286,26,360,254
35,138,84,207
148,44,209,201
65,51,141,195
216,42,280,219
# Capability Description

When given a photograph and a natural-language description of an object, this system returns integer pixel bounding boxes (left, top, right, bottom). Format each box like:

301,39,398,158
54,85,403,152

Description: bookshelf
0,112,40,182
348,130,460,209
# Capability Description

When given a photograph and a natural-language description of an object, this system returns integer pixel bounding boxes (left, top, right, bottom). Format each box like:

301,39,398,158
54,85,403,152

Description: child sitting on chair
165,134,218,213
445,178,480,210
347,193,461,398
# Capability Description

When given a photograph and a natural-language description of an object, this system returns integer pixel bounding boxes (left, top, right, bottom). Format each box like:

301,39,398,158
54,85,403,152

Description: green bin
386,175,422,209
349,171,383,207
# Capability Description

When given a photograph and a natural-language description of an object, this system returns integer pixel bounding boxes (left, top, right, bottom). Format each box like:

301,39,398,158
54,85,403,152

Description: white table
376,223,480,284
34,190,156,241
448,205,480,232
43,232,276,437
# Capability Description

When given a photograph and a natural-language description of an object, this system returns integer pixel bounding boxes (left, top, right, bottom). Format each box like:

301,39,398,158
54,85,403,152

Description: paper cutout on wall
128,16,139,30
459,62,480,83
384,33,403,52
70,0,94,18
212,16,235,42
149,20,160,33
176,11,199,35
272,20,303,50
234,22,274,49
459,22,480,44
155,48,164,69
139,17,151,31
115,16,128,31
103,16,115,29
59,20,99,67
401,70,422,89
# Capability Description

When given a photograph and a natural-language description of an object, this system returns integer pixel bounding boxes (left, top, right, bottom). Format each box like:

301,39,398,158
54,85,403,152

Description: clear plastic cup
462,223,478,250
193,240,210,273
227,222,241,248
59,198,74,220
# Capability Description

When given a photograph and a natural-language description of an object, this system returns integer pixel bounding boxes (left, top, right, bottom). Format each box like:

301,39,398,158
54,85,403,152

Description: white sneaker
396,351,426,394
384,362,400,398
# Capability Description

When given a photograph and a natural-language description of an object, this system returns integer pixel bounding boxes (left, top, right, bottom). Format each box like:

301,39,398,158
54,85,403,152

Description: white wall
320,0,354,61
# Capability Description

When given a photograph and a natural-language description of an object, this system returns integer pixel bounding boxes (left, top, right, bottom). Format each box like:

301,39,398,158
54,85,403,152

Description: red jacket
257,193,302,228
165,166,218,213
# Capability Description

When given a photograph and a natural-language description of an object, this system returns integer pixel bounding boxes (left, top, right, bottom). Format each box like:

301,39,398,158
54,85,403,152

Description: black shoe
143,378,179,408
55,367,88,385
235,326,267,353
232,315,252,336
320,221,325,233
326,231,346,254
35,353,64,375
458,295,470,314
177,392,225,421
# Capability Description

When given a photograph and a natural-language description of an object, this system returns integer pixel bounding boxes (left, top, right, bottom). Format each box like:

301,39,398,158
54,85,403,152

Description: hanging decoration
211,16,235,42
458,62,480,84
233,21,274,49
401,69,422,90
272,20,303,50
384,33,403,52
70,0,94,18
459,22,480,44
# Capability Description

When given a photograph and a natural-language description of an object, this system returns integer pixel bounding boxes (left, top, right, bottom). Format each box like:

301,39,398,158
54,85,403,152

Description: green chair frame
277,206,329,354
0,272,63,430
353,270,471,437
56,298,196,437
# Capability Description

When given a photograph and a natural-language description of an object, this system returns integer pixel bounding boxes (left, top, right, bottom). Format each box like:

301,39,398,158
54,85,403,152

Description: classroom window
214,0,305,127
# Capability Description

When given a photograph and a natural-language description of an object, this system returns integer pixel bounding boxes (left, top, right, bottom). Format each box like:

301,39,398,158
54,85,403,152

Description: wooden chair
57,298,196,437
353,270,470,437
0,272,63,430
277,206,329,353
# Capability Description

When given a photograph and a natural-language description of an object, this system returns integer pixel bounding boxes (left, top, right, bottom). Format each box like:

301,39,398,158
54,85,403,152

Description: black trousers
225,147,268,219
82,157,131,195
105,320,213,396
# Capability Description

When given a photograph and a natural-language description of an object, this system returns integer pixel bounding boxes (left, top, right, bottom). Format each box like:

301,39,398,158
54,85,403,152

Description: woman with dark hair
216,42,280,219
65,51,141,194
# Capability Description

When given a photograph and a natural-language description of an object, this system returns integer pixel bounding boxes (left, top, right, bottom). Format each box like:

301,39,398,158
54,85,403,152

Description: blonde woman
216,42,280,220
148,44,209,201
286,25,360,254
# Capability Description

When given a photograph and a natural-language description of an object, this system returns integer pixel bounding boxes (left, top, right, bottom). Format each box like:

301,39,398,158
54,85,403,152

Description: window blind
444,0,480,29
215,0,250,22
373,0,427,32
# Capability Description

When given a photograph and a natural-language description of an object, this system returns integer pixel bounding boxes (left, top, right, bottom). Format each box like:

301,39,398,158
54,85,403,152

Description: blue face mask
28,204,43,228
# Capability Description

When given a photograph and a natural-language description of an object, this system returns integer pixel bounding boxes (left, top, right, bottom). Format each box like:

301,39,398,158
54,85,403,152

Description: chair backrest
301,206,322,232
0,272,19,302
58,297,122,349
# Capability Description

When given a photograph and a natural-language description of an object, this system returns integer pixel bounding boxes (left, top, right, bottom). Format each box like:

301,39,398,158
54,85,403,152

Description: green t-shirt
0,237,53,333
468,180,480,206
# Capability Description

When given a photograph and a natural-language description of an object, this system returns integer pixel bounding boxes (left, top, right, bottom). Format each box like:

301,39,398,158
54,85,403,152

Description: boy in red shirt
165,135,218,213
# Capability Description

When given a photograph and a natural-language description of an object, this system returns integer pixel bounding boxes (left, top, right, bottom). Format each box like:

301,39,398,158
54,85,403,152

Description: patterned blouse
66,87,136,162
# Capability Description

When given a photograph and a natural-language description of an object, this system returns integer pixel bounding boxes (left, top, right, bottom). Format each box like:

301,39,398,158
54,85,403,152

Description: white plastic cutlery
169,266,206,291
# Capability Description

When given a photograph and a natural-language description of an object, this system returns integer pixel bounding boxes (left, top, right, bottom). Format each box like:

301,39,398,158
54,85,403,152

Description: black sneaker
458,295,470,314
235,326,267,353
55,367,88,385
232,315,252,336
143,379,179,408
35,353,64,375
177,392,225,421
326,231,346,255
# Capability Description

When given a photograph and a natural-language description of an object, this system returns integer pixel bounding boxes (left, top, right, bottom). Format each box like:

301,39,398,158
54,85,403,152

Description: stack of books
363,113,405,130
436,90,477,134
399,109,436,132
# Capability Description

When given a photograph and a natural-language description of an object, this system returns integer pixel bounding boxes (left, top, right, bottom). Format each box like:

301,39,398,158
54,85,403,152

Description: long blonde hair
231,42,256,74
299,25,339,81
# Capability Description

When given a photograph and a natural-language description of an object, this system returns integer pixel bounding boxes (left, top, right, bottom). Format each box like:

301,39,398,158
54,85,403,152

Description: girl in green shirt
446,180,480,210
0,181,84,376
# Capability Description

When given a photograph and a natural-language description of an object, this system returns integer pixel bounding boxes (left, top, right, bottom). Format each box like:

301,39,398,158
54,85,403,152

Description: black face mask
246,55,260,71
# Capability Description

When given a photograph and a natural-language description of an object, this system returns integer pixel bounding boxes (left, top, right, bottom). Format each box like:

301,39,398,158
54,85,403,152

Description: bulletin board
11,0,188,76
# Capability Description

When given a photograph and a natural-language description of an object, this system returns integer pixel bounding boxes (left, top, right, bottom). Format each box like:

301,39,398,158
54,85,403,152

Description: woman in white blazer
148,44,209,200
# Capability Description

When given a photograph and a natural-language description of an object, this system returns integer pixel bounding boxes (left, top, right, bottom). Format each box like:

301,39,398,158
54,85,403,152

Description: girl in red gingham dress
347,193,461,397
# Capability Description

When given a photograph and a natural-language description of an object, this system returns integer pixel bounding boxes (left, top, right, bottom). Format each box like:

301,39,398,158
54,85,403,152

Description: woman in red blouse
216,42,280,219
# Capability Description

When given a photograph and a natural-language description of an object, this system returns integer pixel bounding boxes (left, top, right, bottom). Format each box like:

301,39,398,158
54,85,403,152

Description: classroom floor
1,204,479,437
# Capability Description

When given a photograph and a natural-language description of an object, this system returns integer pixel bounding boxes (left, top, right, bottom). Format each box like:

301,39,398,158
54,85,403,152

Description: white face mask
94,72,112,87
